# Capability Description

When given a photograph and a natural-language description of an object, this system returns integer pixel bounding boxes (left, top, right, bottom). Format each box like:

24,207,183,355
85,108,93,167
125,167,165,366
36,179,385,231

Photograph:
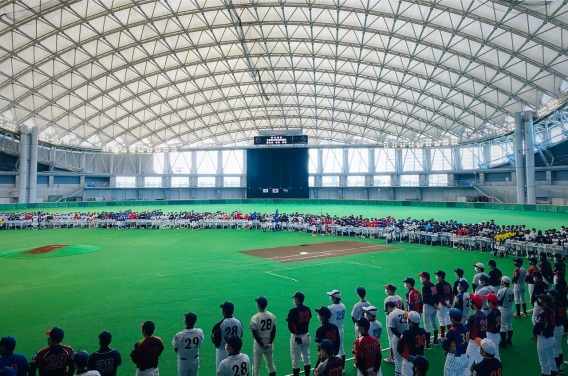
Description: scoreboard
253,135,308,145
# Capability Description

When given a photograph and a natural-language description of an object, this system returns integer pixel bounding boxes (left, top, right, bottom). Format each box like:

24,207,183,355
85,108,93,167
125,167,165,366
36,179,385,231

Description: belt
138,367,156,371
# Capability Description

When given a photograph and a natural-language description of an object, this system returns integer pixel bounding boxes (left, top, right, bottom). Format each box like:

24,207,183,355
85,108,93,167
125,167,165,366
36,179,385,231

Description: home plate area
241,241,399,263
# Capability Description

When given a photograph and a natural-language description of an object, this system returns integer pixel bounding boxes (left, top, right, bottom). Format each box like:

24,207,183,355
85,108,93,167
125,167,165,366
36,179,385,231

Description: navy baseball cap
224,335,242,352
98,331,112,346
46,327,64,342
355,317,370,330
513,258,523,264
291,292,305,302
457,279,469,290
315,306,332,318
546,289,560,297
385,301,397,309
318,339,334,353
72,350,89,368
402,277,415,285
0,336,16,352
220,301,235,314
538,294,552,304
479,275,490,282
434,270,446,278
383,283,397,291
449,308,462,319
408,355,429,371
255,296,268,308
418,271,430,279
454,268,464,275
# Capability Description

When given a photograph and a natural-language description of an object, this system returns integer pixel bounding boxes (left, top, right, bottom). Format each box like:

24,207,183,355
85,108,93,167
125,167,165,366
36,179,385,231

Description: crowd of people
2,254,568,376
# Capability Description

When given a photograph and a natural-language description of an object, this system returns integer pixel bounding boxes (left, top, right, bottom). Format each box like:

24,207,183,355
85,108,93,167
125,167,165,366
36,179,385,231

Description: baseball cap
555,253,563,259
502,276,511,284
457,279,469,290
45,327,64,342
139,321,155,335
513,257,523,264
475,338,496,355
315,306,332,318
546,289,560,297
434,270,446,278
98,331,112,346
408,355,429,371
473,262,484,269
0,337,16,353
220,301,235,314
418,271,430,279
72,350,89,368
404,311,420,324
537,294,552,305
383,283,397,291
479,274,490,282
255,296,268,308
385,301,397,309
483,293,498,303
318,339,334,354
224,335,242,352
488,259,496,266
291,291,305,302
533,271,543,278
355,317,370,330
454,268,464,275
0,367,16,376
402,277,415,285
327,290,341,298
449,308,462,319
356,286,366,297
470,294,483,308
362,305,378,316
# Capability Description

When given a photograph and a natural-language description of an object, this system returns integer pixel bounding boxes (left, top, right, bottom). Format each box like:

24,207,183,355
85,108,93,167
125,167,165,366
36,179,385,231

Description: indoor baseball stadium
2,1,568,376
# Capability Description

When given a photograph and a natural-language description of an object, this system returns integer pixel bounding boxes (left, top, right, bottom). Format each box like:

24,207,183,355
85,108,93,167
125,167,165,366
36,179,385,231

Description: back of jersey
174,329,204,360
387,309,409,333
218,353,250,376
328,303,346,330
220,318,243,347
88,349,121,376
497,288,514,310
250,311,276,344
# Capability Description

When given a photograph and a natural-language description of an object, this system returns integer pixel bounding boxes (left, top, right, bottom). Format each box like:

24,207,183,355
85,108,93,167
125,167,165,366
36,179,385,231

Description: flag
274,208,279,222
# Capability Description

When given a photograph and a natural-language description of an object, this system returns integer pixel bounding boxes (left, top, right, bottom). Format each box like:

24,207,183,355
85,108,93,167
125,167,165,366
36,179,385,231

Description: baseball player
476,275,492,314
532,294,557,376
418,272,439,348
384,283,404,364
386,301,409,376
487,260,502,294
540,253,555,289
465,295,487,372
351,287,371,338
407,356,429,376
29,327,75,376
497,276,514,348
547,289,565,373
362,306,383,342
212,302,243,371
472,263,487,294
217,335,250,376
314,307,340,358
454,279,472,323
314,339,343,376
471,338,502,376
396,311,426,376
554,254,566,275
88,331,122,376
512,257,528,318
441,308,469,376
483,293,501,360
403,277,422,313
172,313,204,376
434,271,454,340
327,290,346,368
452,268,466,297
249,296,276,376
527,257,540,313
287,291,312,376
0,336,28,376
72,350,101,376
352,317,382,376
532,271,549,325
130,321,165,376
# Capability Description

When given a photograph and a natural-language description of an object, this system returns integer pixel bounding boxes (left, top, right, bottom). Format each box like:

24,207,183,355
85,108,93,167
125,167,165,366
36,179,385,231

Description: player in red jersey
403,277,423,313
352,317,381,376
29,328,74,376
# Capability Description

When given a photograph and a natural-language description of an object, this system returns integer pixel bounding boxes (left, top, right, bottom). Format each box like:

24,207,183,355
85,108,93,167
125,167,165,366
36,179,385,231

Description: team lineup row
2,254,566,376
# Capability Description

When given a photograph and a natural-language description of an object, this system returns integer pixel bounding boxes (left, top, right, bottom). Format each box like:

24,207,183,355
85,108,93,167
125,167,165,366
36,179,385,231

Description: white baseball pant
290,333,311,369
357,369,382,376
391,336,402,376
401,358,413,376
423,304,437,332
437,302,451,326
177,358,199,376
499,307,513,332
538,335,557,375
514,285,526,304
532,304,543,325
338,327,345,356
216,347,229,371
466,339,483,373
136,368,159,376
253,342,276,376
554,325,564,357
486,332,500,360
529,284,535,303
443,353,468,376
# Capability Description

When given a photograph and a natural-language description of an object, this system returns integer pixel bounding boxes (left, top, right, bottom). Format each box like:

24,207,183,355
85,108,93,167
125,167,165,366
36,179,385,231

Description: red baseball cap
470,294,484,308
483,293,498,304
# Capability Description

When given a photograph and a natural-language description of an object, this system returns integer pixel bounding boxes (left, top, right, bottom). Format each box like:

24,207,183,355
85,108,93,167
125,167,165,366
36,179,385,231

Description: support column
217,150,223,188
514,112,525,203
18,125,29,203
524,110,536,204
29,126,38,202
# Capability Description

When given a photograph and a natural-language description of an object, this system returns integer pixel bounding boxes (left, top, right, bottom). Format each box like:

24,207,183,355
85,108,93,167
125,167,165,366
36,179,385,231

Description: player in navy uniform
314,307,340,357
533,294,557,376
314,340,343,376
397,311,426,376
29,328,74,376
442,309,469,376
471,338,502,376
434,271,454,341
0,337,28,376
88,332,122,376
419,272,439,348
287,292,312,376
465,295,487,372
483,293,502,360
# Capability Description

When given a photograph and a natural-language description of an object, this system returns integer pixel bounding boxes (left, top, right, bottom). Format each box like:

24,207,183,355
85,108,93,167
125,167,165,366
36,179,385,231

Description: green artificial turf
1,204,567,376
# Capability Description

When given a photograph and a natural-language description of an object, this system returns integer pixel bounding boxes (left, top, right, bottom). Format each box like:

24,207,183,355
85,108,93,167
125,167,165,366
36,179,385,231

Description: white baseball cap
327,290,341,298
473,262,484,269
362,305,378,316
404,311,421,324
475,338,496,355
502,276,511,284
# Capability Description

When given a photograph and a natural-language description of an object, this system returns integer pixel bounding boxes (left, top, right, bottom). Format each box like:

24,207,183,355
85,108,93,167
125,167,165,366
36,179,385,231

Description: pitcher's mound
241,241,398,263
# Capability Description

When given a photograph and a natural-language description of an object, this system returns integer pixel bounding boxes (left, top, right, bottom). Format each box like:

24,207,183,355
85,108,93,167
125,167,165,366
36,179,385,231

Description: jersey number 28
232,362,248,376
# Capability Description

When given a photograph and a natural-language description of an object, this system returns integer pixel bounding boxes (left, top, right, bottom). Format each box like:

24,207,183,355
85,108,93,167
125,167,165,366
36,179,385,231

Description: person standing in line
216,336,250,376
403,277,422,313
396,312,426,376
383,283,404,364
212,302,243,372
313,340,343,376
487,260,502,294
29,328,75,376
512,257,528,318
287,292,312,376
540,253,555,289
483,293,502,360
418,272,439,349
249,296,276,376
88,331,122,376
471,339,502,376
527,257,540,314
441,309,469,376
452,269,466,297
454,280,472,324
496,277,514,348
352,317,381,376
314,307,340,359
472,263,488,294
532,272,549,325
547,289,565,373
130,321,164,376
172,313,204,376
465,295,487,373
0,337,28,376
362,306,383,342
532,294,557,376
351,287,371,339
434,271,454,341
385,301,409,376
327,290,346,371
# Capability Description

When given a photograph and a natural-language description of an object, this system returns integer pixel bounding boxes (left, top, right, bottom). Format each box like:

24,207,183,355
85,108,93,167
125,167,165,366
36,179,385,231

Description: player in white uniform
512,257,528,318
497,276,514,348
472,263,488,294
454,279,472,324
327,289,346,370
383,283,404,364
212,302,243,372
363,306,383,341
476,275,493,315
217,335,250,376
172,312,204,376
386,301,409,376
249,296,276,376
351,286,371,339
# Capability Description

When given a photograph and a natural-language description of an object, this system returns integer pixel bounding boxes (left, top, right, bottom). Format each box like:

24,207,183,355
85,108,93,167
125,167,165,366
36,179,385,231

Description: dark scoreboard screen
253,135,308,145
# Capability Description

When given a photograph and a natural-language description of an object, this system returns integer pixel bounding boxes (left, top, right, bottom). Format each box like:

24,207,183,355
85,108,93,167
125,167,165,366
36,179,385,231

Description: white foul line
265,260,382,282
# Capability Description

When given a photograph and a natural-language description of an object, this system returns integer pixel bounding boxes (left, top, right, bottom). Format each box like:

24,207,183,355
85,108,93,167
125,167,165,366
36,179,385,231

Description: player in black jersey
314,340,343,376
287,292,312,376
314,307,340,357
88,332,122,376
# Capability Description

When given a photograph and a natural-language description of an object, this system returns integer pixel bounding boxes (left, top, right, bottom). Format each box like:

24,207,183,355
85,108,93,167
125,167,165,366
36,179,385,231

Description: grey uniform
498,287,515,332
351,301,371,337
